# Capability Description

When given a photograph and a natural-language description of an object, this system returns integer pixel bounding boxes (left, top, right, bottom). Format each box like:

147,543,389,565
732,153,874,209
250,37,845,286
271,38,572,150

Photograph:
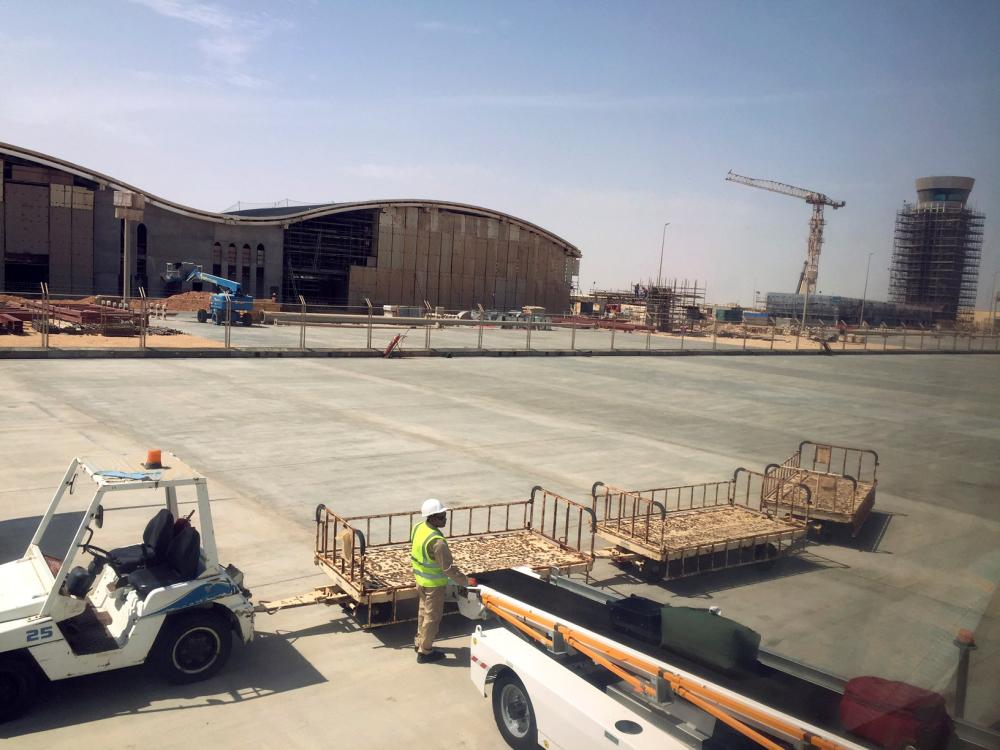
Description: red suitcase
839,676,951,750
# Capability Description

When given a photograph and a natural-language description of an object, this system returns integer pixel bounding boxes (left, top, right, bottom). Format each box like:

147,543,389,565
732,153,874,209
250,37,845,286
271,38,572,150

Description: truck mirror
94,505,104,529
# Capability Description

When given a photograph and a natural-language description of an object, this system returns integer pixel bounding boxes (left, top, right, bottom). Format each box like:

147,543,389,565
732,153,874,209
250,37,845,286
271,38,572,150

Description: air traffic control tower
889,176,984,324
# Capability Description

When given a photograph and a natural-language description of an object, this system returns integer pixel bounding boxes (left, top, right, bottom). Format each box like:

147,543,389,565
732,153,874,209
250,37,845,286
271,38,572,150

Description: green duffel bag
659,606,761,676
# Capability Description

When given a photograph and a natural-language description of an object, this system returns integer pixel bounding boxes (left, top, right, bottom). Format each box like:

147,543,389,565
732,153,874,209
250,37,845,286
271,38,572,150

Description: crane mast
726,170,845,295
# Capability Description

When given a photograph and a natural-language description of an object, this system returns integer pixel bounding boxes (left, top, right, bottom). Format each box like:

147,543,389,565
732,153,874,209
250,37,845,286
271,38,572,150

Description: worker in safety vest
411,498,469,663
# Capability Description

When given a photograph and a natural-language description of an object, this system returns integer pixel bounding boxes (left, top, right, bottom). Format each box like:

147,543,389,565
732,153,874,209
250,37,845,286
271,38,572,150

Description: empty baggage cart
764,441,878,537
590,469,811,582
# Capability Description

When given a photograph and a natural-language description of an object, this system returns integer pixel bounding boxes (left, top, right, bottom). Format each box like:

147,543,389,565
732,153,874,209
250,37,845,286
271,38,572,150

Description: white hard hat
421,498,449,517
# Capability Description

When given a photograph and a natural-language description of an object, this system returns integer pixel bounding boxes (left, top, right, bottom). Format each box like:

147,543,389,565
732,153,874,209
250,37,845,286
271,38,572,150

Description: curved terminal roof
0,141,580,258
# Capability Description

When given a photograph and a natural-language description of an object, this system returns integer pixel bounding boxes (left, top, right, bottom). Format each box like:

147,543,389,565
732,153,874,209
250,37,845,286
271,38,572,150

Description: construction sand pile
163,291,212,311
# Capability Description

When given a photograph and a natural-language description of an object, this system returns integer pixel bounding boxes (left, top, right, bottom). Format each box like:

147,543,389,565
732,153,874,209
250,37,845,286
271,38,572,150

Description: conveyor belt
476,570,844,734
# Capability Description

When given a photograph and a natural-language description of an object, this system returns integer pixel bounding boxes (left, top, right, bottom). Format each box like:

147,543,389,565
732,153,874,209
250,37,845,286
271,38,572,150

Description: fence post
863,324,868,351
365,298,373,349
680,324,686,350
770,323,775,351
610,320,616,351
570,319,577,351
919,327,924,350
882,331,887,351
526,314,532,350
425,302,432,351
713,319,718,351
645,322,651,351
40,282,50,350
742,323,747,350
901,327,906,351
298,294,307,350
224,293,232,349
477,304,485,351
138,287,148,350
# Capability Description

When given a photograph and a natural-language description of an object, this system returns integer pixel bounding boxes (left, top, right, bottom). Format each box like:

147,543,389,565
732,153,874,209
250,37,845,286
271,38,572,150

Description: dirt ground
0,331,224,349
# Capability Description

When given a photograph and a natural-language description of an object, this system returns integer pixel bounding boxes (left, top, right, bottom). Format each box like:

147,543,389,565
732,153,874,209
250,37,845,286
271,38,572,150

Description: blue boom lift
184,269,256,326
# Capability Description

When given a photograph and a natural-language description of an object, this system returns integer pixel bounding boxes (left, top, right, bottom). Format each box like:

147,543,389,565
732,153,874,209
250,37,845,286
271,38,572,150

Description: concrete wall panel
48,205,72,293
5,182,49,256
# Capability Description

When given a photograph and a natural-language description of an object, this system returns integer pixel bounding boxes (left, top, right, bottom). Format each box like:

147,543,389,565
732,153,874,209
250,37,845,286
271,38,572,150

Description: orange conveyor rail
479,591,856,750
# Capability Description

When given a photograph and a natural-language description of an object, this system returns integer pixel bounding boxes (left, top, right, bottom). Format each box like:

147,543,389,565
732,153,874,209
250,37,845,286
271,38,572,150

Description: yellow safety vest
411,521,448,588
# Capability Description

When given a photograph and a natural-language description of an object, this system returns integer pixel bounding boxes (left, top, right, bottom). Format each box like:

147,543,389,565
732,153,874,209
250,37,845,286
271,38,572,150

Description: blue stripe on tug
142,580,238,617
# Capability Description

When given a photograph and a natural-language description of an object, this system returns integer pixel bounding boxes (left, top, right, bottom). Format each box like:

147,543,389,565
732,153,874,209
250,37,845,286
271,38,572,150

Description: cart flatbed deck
597,505,804,558
353,530,591,589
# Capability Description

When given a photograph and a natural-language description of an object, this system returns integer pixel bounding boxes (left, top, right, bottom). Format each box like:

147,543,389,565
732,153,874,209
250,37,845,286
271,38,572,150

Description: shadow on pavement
816,511,897,553
593,552,844,600
1,629,327,739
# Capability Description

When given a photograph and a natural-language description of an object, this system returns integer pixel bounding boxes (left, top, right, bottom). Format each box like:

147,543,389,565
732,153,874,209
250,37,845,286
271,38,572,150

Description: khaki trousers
414,585,446,654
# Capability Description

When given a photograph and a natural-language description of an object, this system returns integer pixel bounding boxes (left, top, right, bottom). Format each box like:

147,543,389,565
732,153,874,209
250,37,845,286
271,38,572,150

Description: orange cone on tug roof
143,449,163,469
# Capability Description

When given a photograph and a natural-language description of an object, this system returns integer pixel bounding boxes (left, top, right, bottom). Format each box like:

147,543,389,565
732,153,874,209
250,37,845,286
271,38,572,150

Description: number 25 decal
26,626,54,642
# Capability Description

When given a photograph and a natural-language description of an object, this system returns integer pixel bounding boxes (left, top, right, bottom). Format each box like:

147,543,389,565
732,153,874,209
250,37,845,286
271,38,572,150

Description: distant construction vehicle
181,266,255,326
726,170,845,295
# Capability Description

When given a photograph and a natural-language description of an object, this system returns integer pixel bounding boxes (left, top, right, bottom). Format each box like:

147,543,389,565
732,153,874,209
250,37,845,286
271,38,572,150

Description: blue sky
2,0,998,305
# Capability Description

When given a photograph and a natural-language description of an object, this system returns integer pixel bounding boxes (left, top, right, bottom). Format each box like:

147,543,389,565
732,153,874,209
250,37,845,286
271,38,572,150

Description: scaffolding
587,279,705,331
889,202,984,324
281,210,377,306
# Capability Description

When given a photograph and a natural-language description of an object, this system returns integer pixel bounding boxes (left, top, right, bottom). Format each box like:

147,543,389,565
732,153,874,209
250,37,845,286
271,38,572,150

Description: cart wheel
241,312,253,327
353,602,393,627
759,543,779,570
641,558,667,583
196,309,208,323
150,611,232,684
492,671,537,750
0,653,39,723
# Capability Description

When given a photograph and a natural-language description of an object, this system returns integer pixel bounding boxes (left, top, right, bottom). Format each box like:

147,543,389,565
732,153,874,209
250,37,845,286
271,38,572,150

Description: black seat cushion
108,509,175,575
129,526,201,600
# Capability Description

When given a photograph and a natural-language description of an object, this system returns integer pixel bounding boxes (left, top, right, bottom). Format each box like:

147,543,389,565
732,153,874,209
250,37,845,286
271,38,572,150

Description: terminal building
0,142,581,312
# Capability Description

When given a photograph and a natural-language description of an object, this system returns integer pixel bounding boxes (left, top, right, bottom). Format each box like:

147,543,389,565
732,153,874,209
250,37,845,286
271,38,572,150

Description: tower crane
726,170,845,295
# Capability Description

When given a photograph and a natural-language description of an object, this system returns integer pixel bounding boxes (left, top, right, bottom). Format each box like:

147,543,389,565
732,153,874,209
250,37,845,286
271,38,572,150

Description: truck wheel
150,611,232,684
492,671,537,750
0,654,39,723
196,309,208,323
241,312,253,327
213,311,224,325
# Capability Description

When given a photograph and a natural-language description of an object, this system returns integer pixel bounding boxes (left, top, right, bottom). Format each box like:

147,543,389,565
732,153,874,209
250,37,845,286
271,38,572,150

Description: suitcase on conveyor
839,676,951,750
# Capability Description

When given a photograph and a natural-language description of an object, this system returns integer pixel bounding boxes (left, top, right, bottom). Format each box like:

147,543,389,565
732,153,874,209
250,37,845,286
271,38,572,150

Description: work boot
417,650,445,664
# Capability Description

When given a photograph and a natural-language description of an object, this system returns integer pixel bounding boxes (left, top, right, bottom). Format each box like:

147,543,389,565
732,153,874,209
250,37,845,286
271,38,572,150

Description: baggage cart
764,441,878,537
309,488,594,628
590,469,811,582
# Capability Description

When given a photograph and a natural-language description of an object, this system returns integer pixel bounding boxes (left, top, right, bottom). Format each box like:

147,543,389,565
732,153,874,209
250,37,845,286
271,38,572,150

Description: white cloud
197,35,254,67
128,0,288,86
128,0,234,30
416,20,481,34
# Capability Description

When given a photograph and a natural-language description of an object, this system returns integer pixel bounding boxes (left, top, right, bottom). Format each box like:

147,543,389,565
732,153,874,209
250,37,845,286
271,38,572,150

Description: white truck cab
0,453,253,722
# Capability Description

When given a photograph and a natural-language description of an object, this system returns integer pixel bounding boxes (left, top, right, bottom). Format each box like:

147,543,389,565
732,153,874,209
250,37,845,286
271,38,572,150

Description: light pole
656,222,670,288
989,271,999,328
859,252,874,327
